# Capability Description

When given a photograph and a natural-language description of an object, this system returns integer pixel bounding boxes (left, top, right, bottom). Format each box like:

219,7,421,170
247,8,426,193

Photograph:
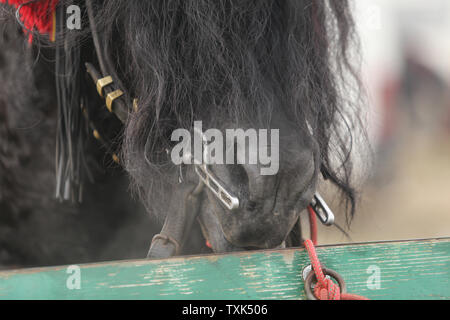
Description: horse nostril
246,200,257,212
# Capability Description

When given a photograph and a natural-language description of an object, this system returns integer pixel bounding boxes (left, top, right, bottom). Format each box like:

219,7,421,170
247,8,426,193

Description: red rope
304,206,369,300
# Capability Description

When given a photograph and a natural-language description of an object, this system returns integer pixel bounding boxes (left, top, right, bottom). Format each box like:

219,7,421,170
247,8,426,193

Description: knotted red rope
304,206,369,300
304,238,341,300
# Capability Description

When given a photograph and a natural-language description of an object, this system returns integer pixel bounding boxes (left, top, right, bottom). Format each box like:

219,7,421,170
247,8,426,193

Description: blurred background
316,0,450,244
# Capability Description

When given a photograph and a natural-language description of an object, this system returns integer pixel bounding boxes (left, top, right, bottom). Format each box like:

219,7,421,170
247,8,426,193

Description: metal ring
151,233,181,256
304,267,347,300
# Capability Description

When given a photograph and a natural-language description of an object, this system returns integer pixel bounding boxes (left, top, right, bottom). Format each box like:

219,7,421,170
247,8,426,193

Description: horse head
85,0,362,257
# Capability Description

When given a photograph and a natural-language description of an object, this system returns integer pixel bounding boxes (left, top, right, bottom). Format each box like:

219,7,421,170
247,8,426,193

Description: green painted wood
0,238,449,300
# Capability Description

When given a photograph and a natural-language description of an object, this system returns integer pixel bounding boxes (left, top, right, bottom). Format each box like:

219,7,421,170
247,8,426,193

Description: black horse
0,0,364,268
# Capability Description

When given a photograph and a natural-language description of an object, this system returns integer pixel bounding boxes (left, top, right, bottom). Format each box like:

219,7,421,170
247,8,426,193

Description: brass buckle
133,98,139,112
106,89,124,113
96,76,113,97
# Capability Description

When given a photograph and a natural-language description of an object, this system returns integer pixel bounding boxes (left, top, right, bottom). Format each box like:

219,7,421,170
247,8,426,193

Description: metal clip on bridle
310,193,335,226
192,128,239,211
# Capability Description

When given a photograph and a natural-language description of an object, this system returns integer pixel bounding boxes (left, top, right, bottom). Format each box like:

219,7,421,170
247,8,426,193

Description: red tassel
1,0,59,42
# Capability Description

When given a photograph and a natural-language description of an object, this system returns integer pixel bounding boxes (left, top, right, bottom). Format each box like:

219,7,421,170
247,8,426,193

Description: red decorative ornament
1,0,59,42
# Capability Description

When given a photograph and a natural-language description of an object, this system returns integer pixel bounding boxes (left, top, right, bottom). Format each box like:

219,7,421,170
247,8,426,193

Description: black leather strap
85,62,128,122
147,182,205,258
85,0,129,123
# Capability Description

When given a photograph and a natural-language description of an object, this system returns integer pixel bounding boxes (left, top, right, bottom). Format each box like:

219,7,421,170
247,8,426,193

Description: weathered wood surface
0,238,449,300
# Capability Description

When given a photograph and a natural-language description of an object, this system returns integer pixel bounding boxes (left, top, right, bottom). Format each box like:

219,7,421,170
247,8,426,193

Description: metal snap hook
310,193,335,226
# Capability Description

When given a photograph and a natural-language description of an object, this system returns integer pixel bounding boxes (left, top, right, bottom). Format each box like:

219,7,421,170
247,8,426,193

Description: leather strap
147,181,205,259
85,0,129,123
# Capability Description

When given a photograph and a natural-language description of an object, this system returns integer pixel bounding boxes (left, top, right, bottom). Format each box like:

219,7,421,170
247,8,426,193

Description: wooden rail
0,238,449,299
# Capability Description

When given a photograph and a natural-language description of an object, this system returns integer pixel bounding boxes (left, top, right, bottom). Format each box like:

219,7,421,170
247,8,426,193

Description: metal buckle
133,98,139,112
105,89,124,113
96,76,113,97
310,193,335,226
151,233,181,256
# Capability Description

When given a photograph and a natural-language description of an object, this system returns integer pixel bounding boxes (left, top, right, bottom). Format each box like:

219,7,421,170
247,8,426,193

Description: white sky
354,0,450,81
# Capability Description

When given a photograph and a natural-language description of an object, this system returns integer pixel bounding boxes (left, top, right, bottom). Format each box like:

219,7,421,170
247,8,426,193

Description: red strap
307,205,318,245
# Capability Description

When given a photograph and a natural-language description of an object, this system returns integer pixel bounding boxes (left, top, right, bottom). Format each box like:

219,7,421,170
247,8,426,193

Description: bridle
81,0,335,258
